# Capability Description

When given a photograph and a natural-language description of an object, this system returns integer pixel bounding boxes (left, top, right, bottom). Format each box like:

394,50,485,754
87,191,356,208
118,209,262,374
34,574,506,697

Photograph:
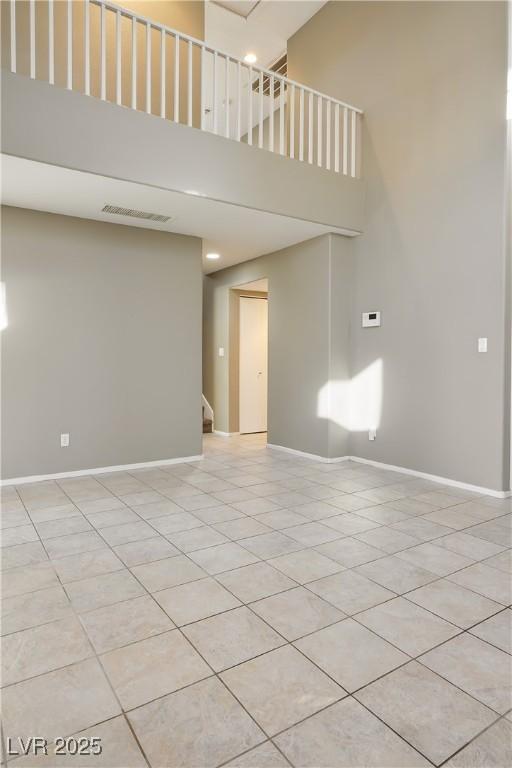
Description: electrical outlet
60,433,70,448
368,428,377,441
478,338,488,353
218,347,225,357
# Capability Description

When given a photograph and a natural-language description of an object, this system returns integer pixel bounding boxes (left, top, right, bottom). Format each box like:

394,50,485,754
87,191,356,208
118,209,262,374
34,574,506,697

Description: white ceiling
202,0,327,139
1,155,351,273
212,1,260,19
205,0,326,69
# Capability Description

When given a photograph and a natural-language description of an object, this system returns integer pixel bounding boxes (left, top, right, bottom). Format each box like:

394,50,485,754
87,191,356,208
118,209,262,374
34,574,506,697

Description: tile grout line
2,439,510,767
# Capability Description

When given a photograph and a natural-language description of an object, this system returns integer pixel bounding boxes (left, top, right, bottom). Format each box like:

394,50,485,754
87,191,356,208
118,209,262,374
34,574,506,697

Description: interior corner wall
1,206,203,480
327,234,354,459
289,1,510,491
203,235,335,457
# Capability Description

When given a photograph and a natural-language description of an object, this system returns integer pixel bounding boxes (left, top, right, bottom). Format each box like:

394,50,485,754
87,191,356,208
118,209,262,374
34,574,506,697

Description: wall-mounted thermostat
362,311,381,328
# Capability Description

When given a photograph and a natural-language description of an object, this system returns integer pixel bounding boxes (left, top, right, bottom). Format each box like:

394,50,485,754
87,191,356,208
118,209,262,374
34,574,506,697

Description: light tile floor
1,433,511,767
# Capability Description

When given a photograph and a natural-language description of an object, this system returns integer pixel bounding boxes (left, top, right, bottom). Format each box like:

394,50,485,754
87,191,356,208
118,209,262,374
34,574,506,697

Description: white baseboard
349,456,511,499
213,431,240,437
1,454,204,487
266,443,350,464
266,443,510,498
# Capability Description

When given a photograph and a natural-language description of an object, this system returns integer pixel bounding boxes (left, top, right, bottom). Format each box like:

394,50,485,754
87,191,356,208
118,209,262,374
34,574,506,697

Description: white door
239,297,268,434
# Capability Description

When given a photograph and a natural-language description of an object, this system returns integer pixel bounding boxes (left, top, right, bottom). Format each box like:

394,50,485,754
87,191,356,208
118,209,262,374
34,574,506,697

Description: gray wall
203,235,335,457
2,206,203,479
203,232,354,460
288,1,510,490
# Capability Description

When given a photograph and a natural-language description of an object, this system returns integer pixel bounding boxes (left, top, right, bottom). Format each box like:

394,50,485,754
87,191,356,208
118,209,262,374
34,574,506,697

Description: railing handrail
89,0,364,115
8,0,363,177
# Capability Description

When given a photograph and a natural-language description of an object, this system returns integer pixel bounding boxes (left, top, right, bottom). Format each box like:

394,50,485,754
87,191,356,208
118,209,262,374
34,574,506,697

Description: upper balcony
1,0,365,267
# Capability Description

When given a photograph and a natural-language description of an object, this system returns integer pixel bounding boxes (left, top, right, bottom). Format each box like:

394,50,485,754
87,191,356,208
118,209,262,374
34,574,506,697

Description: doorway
239,296,268,433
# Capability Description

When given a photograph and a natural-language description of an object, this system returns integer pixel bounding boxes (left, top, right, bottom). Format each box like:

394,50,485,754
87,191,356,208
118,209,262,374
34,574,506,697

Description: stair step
203,418,213,434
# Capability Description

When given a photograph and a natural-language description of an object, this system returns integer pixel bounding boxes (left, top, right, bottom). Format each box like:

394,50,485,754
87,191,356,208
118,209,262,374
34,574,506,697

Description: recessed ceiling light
244,53,257,65
206,252,221,260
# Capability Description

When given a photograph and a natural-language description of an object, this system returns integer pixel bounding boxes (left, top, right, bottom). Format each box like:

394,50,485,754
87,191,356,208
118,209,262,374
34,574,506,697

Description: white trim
348,456,511,499
266,443,349,464
213,431,240,437
1,454,204,486
266,443,510,497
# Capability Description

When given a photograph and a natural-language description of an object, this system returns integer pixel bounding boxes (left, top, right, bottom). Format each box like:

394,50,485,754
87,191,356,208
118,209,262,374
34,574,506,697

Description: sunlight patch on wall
317,359,383,432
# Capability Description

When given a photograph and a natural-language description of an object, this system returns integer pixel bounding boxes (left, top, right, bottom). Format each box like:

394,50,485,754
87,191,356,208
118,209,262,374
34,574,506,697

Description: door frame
228,287,269,435
238,295,268,435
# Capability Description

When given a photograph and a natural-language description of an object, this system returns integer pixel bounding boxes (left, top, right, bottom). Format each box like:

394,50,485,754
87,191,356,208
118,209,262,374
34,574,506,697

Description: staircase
202,406,213,434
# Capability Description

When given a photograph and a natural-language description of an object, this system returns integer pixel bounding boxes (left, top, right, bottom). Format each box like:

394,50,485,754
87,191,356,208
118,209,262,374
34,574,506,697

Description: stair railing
6,0,363,177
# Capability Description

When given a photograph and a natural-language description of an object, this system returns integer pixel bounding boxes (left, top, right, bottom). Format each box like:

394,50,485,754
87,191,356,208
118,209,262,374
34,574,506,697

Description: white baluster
247,65,253,146
160,29,166,118
279,79,285,156
116,10,122,104
236,61,241,141
290,84,295,159
212,51,218,134
351,110,357,177
48,0,54,84
174,33,180,122
187,40,193,127
225,56,230,138
100,4,106,100
84,0,89,95
10,0,16,73
299,87,304,161
258,71,263,149
200,46,205,130
146,22,151,114
308,92,313,164
317,96,322,167
334,103,340,173
269,75,274,152
66,0,72,88
326,100,331,170
131,17,137,109
29,0,35,79
342,106,348,175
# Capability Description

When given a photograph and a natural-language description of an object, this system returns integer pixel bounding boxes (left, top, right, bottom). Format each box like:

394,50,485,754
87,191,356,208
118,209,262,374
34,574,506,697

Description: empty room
1,1,511,767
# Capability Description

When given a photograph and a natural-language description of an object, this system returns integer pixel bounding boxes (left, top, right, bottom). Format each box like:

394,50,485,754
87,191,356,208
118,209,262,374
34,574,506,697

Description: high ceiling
212,1,261,19
206,0,326,69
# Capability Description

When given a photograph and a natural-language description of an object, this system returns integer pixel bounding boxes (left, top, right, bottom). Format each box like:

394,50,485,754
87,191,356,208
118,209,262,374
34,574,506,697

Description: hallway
2,434,511,767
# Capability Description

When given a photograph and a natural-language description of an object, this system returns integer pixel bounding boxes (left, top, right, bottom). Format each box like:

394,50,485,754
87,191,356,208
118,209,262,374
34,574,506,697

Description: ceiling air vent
101,205,172,223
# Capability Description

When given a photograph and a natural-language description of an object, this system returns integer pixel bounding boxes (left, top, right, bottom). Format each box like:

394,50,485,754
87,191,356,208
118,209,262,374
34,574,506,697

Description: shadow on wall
317,359,383,433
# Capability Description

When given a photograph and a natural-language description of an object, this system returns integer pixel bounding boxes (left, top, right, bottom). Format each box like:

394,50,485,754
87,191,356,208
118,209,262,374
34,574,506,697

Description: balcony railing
5,0,363,177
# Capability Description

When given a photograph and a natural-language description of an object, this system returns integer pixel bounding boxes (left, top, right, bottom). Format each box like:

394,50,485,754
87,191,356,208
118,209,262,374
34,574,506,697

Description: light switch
478,338,488,353
60,433,70,447
218,347,225,357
